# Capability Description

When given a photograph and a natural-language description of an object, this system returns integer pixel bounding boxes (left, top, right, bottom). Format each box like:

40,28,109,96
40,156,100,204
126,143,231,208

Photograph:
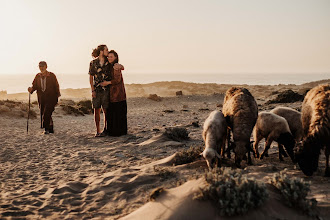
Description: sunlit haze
0,0,330,75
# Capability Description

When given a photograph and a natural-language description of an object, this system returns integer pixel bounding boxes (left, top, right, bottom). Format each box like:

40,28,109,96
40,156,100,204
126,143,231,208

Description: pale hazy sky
0,0,329,75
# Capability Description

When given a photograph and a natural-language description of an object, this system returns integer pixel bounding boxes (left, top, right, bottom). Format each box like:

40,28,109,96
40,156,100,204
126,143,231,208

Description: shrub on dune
195,167,268,216
164,127,189,141
270,170,317,216
173,146,203,165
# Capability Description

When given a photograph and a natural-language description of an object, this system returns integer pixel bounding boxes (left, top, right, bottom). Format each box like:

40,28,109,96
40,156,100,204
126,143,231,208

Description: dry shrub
270,170,317,216
153,166,176,179
0,105,10,113
266,90,303,104
195,167,268,216
61,104,84,116
173,146,203,165
0,100,37,118
77,100,93,114
164,127,189,141
60,99,93,116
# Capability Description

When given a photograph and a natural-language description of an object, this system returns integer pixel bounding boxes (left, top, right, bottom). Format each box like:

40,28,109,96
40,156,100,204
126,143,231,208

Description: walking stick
27,92,31,134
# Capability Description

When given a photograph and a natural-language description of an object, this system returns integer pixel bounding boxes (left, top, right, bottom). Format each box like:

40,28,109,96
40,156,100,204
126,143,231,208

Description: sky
0,0,329,75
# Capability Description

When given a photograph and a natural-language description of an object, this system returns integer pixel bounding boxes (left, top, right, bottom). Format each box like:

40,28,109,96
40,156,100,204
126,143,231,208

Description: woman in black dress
99,50,127,136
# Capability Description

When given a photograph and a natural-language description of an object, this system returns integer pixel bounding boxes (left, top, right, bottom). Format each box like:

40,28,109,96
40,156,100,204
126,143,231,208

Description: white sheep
222,87,258,167
253,112,295,162
202,110,227,169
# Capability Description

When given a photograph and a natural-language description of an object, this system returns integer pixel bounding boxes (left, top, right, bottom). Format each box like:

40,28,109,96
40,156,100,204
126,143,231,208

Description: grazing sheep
222,87,258,167
253,112,295,162
296,84,330,177
202,110,227,169
261,106,303,159
270,107,303,141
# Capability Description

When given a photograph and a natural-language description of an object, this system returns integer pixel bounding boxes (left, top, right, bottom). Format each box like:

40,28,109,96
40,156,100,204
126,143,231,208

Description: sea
0,73,329,94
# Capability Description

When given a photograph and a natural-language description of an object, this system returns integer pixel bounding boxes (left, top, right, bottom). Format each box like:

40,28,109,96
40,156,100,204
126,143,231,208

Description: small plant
77,100,93,114
153,166,176,179
270,170,317,216
195,167,268,216
173,146,203,165
61,104,84,116
164,127,189,141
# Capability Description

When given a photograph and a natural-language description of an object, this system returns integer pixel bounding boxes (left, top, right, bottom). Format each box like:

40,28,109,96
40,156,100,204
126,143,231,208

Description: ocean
0,73,329,94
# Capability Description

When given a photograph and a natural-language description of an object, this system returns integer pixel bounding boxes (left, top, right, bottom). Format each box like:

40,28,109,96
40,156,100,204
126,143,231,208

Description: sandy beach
1,80,329,219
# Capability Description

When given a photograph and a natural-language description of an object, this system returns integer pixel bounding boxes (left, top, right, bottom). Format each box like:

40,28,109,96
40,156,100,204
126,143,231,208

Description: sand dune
1,81,330,219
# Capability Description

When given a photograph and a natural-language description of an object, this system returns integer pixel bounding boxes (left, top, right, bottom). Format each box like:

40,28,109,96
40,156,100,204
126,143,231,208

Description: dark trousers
40,102,55,131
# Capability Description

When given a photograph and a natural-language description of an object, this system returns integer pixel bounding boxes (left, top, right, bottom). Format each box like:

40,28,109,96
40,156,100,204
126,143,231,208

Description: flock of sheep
202,84,330,177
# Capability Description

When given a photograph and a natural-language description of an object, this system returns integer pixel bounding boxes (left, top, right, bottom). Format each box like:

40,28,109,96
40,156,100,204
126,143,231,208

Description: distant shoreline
1,73,329,94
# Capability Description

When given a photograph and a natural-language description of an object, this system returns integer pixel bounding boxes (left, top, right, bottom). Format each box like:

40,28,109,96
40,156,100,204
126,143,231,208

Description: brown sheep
296,84,330,176
222,87,258,167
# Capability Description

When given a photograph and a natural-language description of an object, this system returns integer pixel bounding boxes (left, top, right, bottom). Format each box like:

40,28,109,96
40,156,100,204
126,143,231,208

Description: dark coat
31,71,60,106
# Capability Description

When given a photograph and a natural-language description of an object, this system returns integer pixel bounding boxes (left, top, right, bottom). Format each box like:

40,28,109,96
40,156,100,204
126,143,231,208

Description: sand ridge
1,81,330,219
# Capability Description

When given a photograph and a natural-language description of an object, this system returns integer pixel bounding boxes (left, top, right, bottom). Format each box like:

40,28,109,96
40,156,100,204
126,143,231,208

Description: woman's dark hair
92,44,107,58
108,50,119,64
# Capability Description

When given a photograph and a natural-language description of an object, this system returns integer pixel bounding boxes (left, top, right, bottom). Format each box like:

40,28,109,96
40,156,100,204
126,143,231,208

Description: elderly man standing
28,61,61,134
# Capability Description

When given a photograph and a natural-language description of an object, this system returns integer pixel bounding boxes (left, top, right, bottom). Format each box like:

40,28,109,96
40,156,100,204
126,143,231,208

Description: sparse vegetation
153,166,176,179
173,146,203,165
60,99,93,116
266,89,303,104
195,167,268,216
270,170,317,216
0,100,37,118
77,100,93,114
164,127,189,141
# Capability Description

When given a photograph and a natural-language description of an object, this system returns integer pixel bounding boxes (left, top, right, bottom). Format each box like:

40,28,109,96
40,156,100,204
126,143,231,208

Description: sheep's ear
215,152,221,159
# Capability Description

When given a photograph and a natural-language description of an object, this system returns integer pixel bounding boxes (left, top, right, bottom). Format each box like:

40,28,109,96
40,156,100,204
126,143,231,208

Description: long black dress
107,100,127,136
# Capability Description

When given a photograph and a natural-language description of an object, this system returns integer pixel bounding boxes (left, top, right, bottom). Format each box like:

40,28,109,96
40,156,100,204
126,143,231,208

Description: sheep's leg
253,133,262,158
279,144,288,157
220,138,226,158
260,137,273,160
226,128,231,158
278,143,284,161
325,145,330,177
247,146,253,165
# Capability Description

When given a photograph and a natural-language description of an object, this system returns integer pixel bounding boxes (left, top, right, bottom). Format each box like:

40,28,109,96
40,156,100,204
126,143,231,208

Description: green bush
173,146,203,165
195,167,268,216
270,170,317,216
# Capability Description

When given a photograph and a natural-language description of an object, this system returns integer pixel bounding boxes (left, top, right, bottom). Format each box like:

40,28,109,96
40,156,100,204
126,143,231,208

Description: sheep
202,110,227,169
296,84,330,177
259,106,303,159
222,87,258,167
252,112,295,162
270,107,303,141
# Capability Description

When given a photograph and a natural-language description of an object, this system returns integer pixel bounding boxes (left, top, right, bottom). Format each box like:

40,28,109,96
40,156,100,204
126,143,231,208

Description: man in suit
28,61,61,134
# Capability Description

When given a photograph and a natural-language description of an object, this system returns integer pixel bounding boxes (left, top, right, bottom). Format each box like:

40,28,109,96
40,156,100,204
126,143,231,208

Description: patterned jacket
89,58,112,92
